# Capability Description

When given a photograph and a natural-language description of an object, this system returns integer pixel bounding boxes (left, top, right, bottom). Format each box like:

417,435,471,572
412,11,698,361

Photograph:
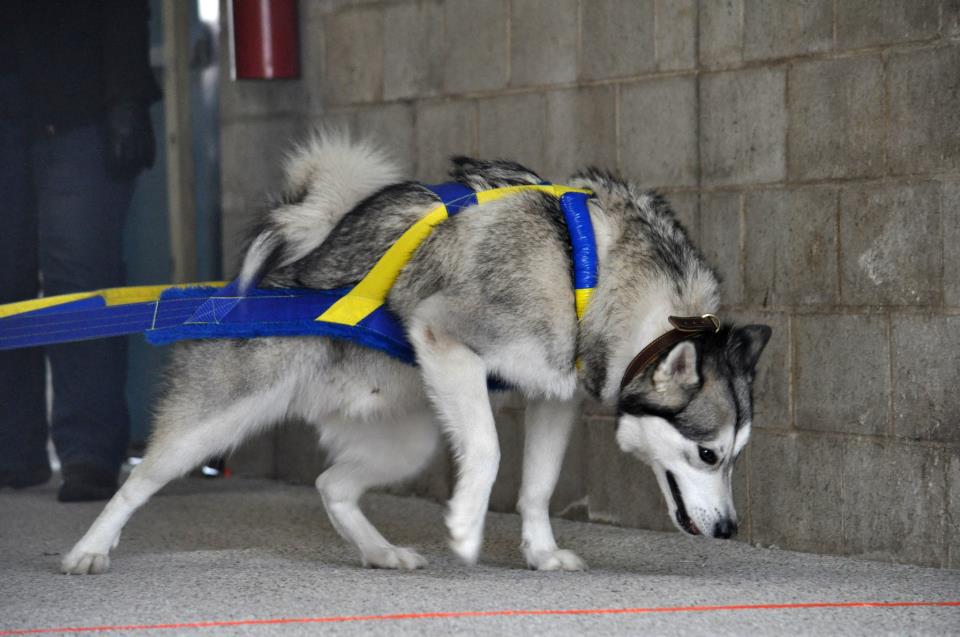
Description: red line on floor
3,600,958,635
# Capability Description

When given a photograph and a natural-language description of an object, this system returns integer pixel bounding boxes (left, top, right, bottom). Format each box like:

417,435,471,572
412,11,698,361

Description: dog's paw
524,548,587,572
61,549,111,575
446,505,485,565
449,534,481,565
447,522,483,565
362,546,427,570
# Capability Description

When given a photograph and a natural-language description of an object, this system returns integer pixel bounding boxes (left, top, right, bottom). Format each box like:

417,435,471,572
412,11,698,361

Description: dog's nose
713,519,737,539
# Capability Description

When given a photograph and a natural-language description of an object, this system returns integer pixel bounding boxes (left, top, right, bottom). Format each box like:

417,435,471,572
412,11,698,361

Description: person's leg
31,123,134,500
0,76,49,489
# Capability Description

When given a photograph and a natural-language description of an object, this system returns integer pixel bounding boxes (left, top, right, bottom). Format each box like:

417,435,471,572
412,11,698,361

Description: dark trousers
0,100,133,476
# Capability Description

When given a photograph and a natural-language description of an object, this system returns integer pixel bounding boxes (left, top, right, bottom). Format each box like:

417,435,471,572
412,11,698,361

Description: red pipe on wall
232,0,300,80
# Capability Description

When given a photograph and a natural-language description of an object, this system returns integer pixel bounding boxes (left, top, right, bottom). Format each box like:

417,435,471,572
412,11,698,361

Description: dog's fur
62,130,771,574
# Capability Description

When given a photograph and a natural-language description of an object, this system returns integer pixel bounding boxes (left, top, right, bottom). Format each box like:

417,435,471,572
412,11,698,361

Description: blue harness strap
422,182,477,214
558,191,598,317
142,182,481,359
0,297,159,351
146,285,417,362
0,284,418,362
0,181,596,375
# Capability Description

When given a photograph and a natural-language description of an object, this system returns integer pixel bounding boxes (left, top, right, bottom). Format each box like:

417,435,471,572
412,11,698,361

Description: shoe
58,464,118,502
0,466,52,489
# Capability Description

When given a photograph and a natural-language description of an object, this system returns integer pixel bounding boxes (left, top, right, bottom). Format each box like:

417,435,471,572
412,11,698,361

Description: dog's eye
698,446,717,465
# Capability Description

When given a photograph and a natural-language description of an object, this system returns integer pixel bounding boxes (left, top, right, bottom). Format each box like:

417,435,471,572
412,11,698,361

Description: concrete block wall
219,0,960,569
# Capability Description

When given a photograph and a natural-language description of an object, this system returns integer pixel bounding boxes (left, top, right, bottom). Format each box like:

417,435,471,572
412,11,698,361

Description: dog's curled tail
236,128,403,292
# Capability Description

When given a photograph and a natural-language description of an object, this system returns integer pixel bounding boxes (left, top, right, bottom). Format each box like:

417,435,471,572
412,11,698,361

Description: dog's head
615,324,771,539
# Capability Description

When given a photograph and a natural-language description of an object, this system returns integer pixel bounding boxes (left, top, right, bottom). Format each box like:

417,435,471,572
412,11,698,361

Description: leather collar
618,314,720,392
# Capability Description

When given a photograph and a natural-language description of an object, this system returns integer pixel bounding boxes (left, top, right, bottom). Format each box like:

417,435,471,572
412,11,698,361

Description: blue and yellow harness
0,182,597,363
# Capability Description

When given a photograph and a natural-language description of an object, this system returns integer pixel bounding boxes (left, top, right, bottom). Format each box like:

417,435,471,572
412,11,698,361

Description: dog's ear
618,341,699,417
728,325,772,373
653,341,699,389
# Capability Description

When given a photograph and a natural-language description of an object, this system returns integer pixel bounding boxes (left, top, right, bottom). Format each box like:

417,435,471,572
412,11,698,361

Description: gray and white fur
62,132,771,575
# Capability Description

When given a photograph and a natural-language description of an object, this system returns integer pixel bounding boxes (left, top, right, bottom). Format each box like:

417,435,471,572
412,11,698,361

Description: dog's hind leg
518,396,586,571
61,376,294,574
408,321,499,565
316,411,439,569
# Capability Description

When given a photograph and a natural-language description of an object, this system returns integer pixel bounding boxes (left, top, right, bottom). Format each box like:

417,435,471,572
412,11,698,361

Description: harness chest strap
618,314,720,392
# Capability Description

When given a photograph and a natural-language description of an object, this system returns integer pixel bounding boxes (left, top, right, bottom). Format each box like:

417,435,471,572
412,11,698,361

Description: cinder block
220,117,304,210
839,182,942,306
582,418,674,532
323,7,384,105
551,417,587,515
654,0,696,71
725,310,791,430
220,117,305,269
842,440,947,567
743,186,838,306
788,56,885,180
220,207,254,276
891,315,960,444
794,314,890,436
698,0,742,68
620,76,698,188
947,0,960,35
299,1,326,26
354,102,416,177
414,100,476,182
383,1,444,101
543,86,617,180
580,0,656,80
742,0,832,61
732,444,751,543
489,409,525,513
945,180,960,307
220,79,311,120
476,92,547,172
274,420,326,485
700,68,786,186
510,0,578,87
700,191,741,305
442,0,508,94
748,431,844,553
887,46,960,174
302,0,385,20
664,190,700,246
308,111,357,136
299,4,326,108
949,455,959,568
835,0,939,49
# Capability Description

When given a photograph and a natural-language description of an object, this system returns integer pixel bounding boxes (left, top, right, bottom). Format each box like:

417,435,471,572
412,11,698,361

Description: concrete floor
1,476,958,636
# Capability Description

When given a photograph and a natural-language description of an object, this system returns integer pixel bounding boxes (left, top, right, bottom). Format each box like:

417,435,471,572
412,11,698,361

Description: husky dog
62,131,771,574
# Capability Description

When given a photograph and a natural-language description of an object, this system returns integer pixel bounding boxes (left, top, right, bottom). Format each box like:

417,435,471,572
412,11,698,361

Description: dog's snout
712,519,737,539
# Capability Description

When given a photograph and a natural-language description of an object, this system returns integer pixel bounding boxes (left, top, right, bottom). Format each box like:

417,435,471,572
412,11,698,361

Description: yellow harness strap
316,184,592,327
0,282,228,319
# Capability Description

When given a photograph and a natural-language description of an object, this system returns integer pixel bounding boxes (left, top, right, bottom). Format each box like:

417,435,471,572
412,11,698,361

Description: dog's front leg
410,322,499,565
518,396,587,571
